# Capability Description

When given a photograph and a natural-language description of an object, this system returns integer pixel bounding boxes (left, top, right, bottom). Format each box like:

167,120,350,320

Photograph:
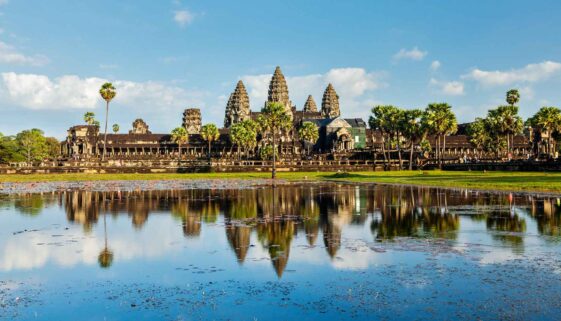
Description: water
1,183,561,320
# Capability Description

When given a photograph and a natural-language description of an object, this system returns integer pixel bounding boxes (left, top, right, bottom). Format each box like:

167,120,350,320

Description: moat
2,183,561,320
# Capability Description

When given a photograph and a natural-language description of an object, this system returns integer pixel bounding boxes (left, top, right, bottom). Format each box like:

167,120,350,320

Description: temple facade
62,66,532,162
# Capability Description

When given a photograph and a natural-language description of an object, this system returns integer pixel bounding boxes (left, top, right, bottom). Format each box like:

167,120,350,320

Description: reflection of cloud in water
0,216,182,272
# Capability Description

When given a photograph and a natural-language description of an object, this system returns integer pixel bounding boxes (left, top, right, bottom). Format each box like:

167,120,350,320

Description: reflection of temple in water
7,184,560,276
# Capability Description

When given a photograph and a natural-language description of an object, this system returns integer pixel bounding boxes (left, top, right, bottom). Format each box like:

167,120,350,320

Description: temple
62,66,532,165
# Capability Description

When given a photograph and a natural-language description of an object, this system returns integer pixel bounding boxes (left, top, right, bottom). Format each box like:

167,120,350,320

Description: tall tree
369,105,402,168
171,127,188,160
298,121,319,156
467,117,489,158
506,89,520,107
257,102,292,179
84,112,96,125
16,128,47,165
112,124,120,134
422,103,457,167
99,83,117,161
200,123,220,159
400,109,425,170
527,106,561,157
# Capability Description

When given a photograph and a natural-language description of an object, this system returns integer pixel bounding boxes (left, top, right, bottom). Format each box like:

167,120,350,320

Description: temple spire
321,83,340,118
267,66,293,119
303,95,318,112
224,80,251,128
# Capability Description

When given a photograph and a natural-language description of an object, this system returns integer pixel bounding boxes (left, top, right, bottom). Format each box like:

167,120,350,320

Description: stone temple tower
303,95,318,112
224,80,251,128
182,108,202,134
267,66,293,119
321,83,340,118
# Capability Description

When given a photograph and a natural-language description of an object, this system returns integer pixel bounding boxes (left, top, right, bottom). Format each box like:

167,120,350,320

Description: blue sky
1,0,561,138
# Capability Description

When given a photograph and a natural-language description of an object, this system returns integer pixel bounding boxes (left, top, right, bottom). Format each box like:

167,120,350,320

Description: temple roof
267,66,292,115
303,95,318,112
224,80,251,128
321,83,340,118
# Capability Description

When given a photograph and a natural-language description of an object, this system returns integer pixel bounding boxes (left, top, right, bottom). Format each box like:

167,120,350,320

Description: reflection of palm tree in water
98,211,114,268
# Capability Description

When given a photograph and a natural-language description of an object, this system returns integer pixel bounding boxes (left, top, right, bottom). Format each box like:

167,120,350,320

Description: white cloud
241,67,384,118
174,10,195,27
430,60,441,71
0,72,205,112
463,61,561,86
429,78,465,96
0,41,49,66
393,47,427,61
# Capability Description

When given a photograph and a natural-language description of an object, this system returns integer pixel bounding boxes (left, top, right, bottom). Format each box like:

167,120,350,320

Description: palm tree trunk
102,101,109,161
208,140,211,160
272,132,277,180
409,139,415,170
381,134,388,170
443,135,446,165
178,143,181,160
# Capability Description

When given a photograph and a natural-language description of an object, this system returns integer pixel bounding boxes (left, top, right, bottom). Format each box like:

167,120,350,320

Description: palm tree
171,127,188,159
200,123,220,159
298,121,319,156
400,109,425,170
112,124,119,134
230,123,246,159
495,105,523,156
422,103,457,167
467,117,489,158
99,83,117,161
369,105,402,169
84,112,96,125
506,89,520,107
527,106,561,157
257,102,292,179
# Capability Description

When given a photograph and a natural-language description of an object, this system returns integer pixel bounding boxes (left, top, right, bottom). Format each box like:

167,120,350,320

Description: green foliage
258,102,292,138
171,127,188,145
506,89,520,106
527,106,561,156
201,123,220,143
84,112,96,125
298,121,319,154
99,83,117,102
259,145,278,160
112,124,120,133
16,129,51,163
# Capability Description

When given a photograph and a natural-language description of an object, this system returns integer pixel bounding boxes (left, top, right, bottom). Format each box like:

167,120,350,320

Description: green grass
0,170,560,194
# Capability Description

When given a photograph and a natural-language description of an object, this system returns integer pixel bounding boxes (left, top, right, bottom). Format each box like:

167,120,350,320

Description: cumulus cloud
393,47,427,61
429,78,465,96
430,60,441,71
241,67,384,118
462,61,561,86
0,41,49,66
174,10,195,27
0,72,205,113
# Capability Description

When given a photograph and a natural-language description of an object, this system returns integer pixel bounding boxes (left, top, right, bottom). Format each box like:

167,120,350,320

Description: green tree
506,89,520,107
298,121,319,156
0,134,24,163
200,123,220,159
369,105,402,168
84,112,96,125
230,120,258,159
400,109,425,170
112,124,119,134
45,137,60,159
171,127,188,159
527,106,561,157
16,128,48,164
99,82,117,161
98,211,113,269
422,103,457,167
257,102,292,179
467,117,489,157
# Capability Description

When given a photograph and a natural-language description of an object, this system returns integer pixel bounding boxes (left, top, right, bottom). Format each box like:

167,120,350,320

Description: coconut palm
99,83,117,161
467,117,489,157
84,112,96,125
112,124,119,134
171,127,188,159
506,89,520,107
257,102,292,179
298,121,319,156
200,123,220,159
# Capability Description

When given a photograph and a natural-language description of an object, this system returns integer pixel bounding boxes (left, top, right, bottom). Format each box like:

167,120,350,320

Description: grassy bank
1,171,561,194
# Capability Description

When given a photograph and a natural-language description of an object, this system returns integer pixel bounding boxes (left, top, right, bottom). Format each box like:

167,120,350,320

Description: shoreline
1,173,561,196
